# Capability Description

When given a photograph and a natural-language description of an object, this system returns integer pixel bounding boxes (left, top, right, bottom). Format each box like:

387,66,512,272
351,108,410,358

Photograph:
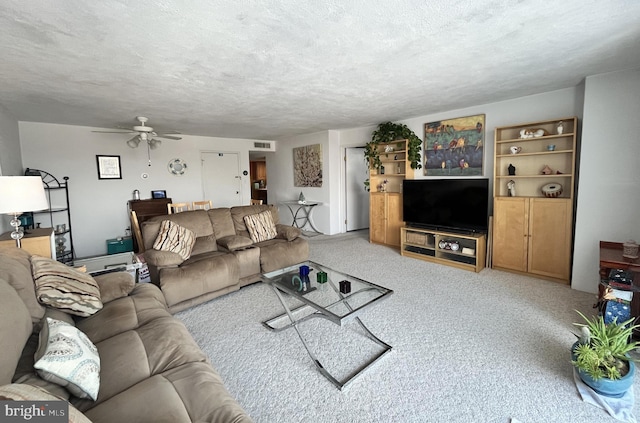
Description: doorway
345,147,370,231
201,152,242,207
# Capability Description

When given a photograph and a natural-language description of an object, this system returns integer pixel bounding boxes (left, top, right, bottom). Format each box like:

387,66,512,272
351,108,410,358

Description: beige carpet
176,230,637,423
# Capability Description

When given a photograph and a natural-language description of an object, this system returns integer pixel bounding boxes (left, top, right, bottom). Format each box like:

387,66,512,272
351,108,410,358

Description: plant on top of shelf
365,122,422,171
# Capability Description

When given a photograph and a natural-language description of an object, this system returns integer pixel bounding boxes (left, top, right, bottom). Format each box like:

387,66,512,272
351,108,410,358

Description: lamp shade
0,176,49,214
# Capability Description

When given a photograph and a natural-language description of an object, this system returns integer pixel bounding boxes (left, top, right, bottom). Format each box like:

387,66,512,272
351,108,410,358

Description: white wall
572,68,640,294
19,122,269,257
267,131,338,233
333,87,583,232
0,105,23,233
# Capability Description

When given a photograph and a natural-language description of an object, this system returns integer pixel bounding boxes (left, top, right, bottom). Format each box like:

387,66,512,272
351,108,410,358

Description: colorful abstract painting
423,114,485,176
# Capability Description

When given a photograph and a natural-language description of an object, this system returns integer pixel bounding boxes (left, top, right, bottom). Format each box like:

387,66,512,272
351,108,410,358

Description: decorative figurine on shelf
510,146,522,154
298,192,306,204
556,121,564,135
384,145,394,153
519,128,549,139
379,164,385,175
541,165,553,175
508,164,516,176
507,180,516,197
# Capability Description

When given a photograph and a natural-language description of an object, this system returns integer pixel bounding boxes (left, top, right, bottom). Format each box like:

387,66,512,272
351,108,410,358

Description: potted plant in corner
364,122,422,172
571,310,639,397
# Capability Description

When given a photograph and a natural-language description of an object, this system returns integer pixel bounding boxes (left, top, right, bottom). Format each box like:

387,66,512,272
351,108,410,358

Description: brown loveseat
141,204,309,313
0,246,252,423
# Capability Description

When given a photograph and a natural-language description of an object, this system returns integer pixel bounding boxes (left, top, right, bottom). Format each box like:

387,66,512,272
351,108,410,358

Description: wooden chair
192,200,213,210
167,202,191,214
130,211,144,253
250,199,263,205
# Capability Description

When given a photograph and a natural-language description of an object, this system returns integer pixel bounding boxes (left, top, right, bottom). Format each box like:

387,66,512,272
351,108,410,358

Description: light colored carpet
176,230,638,423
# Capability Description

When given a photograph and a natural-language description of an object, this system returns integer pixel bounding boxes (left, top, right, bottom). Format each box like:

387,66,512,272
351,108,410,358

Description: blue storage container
106,237,133,254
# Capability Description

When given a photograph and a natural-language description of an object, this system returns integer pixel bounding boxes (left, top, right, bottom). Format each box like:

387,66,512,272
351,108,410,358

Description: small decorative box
317,271,328,283
339,280,351,294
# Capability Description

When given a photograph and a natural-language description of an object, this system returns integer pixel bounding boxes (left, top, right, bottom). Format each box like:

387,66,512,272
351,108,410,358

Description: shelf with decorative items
493,117,577,199
401,226,486,272
368,140,414,193
24,168,75,264
491,117,578,284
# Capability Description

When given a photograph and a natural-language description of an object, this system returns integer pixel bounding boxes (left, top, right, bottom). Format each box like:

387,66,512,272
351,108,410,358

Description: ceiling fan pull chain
147,142,152,166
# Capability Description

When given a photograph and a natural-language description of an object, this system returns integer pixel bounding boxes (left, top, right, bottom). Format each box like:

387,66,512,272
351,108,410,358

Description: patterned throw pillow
31,256,103,317
152,220,196,260
244,210,277,243
0,383,92,423
34,318,100,401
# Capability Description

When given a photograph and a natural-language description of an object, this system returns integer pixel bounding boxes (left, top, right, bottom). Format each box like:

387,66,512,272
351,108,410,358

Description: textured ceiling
1,1,639,140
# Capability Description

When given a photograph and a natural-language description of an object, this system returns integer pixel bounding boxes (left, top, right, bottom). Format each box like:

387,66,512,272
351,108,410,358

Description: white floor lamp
0,176,49,248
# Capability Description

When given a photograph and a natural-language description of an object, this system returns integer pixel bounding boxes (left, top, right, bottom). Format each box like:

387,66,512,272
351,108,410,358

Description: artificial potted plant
571,310,639,397
364,122,422,172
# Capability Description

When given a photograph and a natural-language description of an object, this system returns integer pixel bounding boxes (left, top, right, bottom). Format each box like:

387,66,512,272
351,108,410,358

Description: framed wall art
423,114,485,176
96,155,122,180
293,144,322,187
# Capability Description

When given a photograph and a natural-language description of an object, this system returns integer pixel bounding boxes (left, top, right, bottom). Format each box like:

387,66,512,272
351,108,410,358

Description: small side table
0,228,54,259
598,241,640,336
281,201,323,234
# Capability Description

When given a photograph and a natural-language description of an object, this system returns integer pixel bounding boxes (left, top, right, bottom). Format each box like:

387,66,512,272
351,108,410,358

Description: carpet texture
176,230,639,423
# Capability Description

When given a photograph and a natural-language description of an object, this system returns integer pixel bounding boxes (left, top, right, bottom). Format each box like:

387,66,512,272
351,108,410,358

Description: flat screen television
403,178,489,233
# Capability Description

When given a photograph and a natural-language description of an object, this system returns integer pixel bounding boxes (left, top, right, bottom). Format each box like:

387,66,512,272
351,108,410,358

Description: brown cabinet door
528,198,571,281
492,197,528,272
369,193,387,244
386,193,403,247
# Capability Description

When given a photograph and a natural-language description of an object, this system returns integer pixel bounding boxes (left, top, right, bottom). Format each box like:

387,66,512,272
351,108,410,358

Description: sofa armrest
275,224,301,241
93,271,136,303
217,235,254,251
144,249,184,267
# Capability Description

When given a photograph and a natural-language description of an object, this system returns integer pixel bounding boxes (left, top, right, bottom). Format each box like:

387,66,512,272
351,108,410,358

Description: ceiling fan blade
155,134,182,140
92,130,135,133
159,130,181,135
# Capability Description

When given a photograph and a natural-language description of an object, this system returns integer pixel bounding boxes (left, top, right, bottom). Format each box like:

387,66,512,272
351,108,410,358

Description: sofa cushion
153,220,196,261
217,235,254,251
144,249,184,267
0,246,45,324
0,279,33,386
244,211,277,243
34,318,101,401
207,208,236,239
31,256,103,317
230,205,280,239
0,384,92,423
94,272,135,303
257,237,310,273
190,234,218,256
83,362,253,423
143,210,215,252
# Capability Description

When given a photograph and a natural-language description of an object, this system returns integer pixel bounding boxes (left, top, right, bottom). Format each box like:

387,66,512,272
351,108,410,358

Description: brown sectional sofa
142,204,309,313
0,246,253,423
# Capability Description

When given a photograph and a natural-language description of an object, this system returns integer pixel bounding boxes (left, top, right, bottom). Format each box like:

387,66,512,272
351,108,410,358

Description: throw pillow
34,317,100,401
243,210,277,243
31,256,103,317
0,383,92,423
94,272,135,303
152,220,196,260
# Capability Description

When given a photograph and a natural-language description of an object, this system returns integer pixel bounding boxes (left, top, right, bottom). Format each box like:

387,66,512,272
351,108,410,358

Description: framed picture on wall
96,155,122,180
423,114,485,176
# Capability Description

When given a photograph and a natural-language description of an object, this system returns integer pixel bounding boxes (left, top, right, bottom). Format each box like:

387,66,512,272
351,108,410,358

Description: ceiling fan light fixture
148,139,161,149
127,135,141,148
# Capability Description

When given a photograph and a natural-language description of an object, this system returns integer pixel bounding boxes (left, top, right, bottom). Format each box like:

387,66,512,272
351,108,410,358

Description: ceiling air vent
252,141,275,151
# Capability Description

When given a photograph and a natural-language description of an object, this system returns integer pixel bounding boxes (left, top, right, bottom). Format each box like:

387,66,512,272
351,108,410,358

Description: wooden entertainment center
401,226,486,272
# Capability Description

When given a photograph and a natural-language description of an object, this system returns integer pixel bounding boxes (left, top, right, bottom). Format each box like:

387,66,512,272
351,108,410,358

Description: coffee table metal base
262,285,392,390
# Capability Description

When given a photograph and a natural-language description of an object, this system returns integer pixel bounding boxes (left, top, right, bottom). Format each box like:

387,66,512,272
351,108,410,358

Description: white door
201,152,242,207
345,147,370,231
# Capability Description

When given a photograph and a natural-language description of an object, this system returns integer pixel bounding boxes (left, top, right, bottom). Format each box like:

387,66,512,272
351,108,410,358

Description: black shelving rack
24,168,75,264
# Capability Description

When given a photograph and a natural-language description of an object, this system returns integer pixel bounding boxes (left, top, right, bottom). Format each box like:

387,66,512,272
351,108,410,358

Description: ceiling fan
93,116,182,165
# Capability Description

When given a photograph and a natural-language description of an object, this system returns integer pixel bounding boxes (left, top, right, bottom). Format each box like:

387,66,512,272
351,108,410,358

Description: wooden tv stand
400,226,486,272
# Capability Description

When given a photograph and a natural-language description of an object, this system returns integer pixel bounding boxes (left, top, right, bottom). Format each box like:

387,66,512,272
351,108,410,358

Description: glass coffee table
261,260,393,390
